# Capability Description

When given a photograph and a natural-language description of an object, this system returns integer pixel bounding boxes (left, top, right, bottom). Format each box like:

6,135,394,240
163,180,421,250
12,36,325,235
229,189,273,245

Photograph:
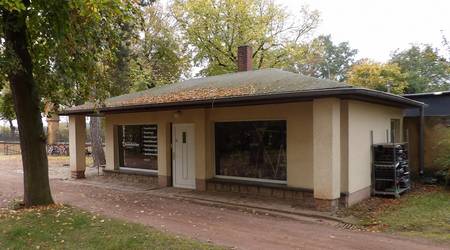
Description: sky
278,0,450,62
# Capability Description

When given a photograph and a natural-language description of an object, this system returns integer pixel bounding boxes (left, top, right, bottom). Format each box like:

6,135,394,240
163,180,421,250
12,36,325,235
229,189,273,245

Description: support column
313,98,341,211
191,109,207,191
44,102,59,145
47,114,60,145
104,120,119,171
158,121,172,187
69,115,86,179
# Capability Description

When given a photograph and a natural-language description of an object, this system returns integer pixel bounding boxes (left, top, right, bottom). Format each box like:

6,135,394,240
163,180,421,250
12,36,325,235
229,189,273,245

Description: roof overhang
403,90,450,98
60,88,424,116
403,91,450,117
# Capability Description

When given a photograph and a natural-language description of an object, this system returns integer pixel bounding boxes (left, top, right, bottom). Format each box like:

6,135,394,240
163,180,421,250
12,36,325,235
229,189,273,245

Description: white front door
172,123,196,189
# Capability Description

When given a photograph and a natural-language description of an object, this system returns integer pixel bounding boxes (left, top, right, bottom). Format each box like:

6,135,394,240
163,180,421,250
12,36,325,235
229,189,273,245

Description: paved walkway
0,156,448,250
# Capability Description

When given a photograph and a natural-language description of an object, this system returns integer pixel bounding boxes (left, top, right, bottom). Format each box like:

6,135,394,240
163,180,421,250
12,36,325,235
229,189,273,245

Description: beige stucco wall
104,109,207,180
340,101,349,193
104,102,314,189
344,100,403,193
102,99,404,198
207,102,314,189
313,98,341,200
69,115,86,172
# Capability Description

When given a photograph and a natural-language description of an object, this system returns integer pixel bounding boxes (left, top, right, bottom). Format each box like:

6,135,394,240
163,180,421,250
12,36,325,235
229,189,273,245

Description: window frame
117,124,159,174
212,119,288,185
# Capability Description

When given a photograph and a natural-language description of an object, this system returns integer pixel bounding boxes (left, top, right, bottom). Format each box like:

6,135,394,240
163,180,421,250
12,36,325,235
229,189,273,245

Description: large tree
172,0,320,76
128,3,189,91
286,35,357,81
390,45,450,93
346,59,408,94
0,0,136,207
89,2,188,168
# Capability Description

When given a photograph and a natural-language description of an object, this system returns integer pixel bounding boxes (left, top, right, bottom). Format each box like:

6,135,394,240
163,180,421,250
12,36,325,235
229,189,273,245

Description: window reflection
118,125,158,171
215,121,287,181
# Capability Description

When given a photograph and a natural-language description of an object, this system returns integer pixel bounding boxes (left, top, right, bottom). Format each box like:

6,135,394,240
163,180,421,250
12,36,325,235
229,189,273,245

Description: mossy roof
62,68,422,115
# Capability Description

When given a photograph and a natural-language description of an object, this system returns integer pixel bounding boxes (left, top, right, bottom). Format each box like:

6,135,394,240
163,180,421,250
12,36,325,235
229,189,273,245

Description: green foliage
0,205,221,249
286,35,357,81
0,87,15,122
390,45,450,93
346,59,408,94
0,0,142,110
98,2,189,96
432,125,450,186
128,3,190,92
1,0,187,107
172,0,320,76
0,0,25,11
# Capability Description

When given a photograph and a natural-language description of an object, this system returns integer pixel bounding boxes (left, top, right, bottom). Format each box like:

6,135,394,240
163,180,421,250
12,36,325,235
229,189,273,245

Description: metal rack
372,143,410,198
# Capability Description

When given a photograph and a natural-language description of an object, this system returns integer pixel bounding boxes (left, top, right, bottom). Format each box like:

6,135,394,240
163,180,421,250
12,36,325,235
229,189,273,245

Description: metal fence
0,141,70,156
0,141,21,155
0,141,102,156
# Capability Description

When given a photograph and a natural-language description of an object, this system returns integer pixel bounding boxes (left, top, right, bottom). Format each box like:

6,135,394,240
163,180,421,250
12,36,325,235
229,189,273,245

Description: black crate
372,143,410,197
373,144,408,163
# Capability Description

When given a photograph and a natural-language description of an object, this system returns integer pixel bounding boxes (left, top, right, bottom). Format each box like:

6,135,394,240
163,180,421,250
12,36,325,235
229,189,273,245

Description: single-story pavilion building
61,47,423,210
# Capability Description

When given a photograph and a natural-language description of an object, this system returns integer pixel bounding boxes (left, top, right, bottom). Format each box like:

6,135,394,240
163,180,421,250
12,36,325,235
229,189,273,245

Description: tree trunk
2,6,54,206
89,117,105,167
8,119,15,139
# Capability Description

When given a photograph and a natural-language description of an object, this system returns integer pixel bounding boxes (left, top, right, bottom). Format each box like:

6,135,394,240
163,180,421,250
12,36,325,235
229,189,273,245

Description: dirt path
0,156,448,250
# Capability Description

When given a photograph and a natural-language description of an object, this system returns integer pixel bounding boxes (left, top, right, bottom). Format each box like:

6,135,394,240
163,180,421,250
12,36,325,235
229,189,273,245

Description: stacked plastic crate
372,143,410,198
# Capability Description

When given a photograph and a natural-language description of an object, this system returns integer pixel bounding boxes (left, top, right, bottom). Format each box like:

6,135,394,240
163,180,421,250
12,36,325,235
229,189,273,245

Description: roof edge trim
60,88,424,116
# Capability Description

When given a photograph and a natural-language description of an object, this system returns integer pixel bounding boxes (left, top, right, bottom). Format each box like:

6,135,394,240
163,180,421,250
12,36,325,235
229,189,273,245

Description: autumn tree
172,0,320,76
346,59,408,94
390,45,450,93
0,0,136,207
286,35,357,81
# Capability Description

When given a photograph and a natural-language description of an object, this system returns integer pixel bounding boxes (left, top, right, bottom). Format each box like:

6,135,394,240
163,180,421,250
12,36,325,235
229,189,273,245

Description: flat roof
61,68,423,115
403,91,450,117
403,90,450,97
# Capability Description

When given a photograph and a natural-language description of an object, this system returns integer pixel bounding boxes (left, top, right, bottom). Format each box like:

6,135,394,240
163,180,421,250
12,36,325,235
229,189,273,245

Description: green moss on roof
66,68,350,112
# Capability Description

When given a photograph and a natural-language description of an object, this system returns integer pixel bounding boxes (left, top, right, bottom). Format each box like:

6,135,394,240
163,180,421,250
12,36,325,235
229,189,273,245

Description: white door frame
172,123,196,189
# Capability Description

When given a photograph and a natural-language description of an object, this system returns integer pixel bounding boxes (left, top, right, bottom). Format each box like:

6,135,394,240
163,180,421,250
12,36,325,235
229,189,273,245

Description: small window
118,124,157,171
390,119,401,143
215,120,287,181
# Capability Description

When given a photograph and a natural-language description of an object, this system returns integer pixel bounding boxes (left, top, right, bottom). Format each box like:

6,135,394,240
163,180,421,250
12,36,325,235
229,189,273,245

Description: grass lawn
0,205,222,250
339,185,450,242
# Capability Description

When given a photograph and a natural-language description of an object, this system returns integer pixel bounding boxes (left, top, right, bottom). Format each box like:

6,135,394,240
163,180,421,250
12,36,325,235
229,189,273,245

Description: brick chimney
237,45,253,71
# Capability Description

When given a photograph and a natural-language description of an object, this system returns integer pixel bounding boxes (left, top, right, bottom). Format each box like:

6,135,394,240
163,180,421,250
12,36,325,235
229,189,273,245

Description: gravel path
0,156,448,250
